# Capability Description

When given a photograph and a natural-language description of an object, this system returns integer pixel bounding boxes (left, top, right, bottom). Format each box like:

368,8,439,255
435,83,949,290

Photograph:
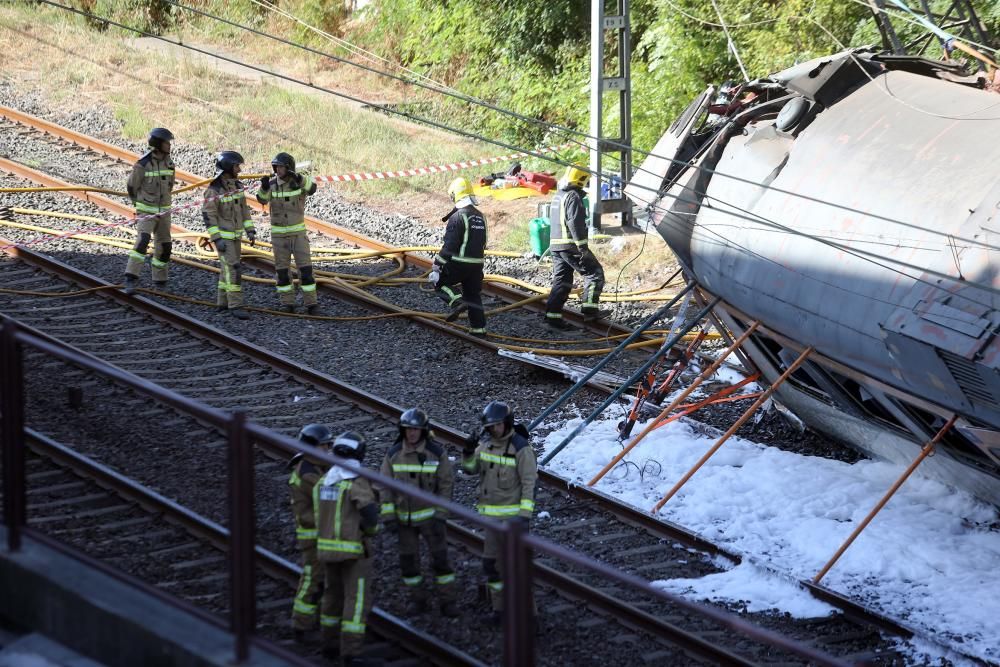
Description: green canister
528,217,550,257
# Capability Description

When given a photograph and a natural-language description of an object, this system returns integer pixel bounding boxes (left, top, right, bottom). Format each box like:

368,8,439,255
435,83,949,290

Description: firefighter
544,165,609,329
123,127,175,295
314,431,379,665
256,152,321,315
379,408,458,617
288,423,334,638
202,151,255,320
461,401,538,623
429,177,487,338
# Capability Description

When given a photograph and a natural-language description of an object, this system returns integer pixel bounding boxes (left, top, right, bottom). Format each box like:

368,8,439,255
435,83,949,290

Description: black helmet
271,152,296,173
332,431,367,461
148,127,174,150
298,423,334,448
481,401,514,432
215,150,244,176
398,407,429,439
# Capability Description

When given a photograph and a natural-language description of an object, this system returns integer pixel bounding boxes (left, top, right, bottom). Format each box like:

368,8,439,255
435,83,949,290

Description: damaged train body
628,49,1000,507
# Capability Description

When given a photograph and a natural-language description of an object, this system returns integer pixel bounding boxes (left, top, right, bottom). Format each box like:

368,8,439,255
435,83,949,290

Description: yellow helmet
564,166,589,190
448,177,474,203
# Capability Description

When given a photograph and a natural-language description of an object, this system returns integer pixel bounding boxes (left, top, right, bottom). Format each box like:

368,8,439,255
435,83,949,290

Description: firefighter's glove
291,173,304,188
246,229,257,246
214,238,228,254
462,429,480,457
427,269,440,285
259,176,270,191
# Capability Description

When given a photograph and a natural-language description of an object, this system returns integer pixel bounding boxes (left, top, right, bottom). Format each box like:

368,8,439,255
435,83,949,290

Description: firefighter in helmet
461,401,538,622
429,177,488,338
287,424,333,638
123,127,175,295
202,150,255,320
544,165,609,329
256,152,321,314
314,431,379,664
379,408,458,617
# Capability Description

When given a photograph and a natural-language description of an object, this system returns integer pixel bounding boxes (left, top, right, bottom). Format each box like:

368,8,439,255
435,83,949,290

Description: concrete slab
0,527,295,667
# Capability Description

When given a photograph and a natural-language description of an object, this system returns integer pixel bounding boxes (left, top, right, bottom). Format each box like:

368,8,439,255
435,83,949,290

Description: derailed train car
628,48,1000,507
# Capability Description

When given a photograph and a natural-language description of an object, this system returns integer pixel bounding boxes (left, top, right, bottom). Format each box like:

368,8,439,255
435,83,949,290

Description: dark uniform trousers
434,262,486,330
545,248,605,315
398,520,456,603
482,517,538,613
321,557,374,658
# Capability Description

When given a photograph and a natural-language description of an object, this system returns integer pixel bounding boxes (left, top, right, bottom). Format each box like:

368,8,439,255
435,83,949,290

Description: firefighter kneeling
314,431,379,665
379,408,458,617
462,401,538,624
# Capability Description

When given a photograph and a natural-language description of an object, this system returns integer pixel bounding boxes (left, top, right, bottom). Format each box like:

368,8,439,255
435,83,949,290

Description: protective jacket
314,465,379,563
203,174,255,242
256,174,316,236
379,438,454,524
127,150,175,215
548,186,588,252
435,204,486,265
289,458,324,546
462,428,537,519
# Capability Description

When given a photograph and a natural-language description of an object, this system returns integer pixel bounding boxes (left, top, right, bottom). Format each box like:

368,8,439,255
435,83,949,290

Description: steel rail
0,238,919,647
21,426,484,667
0,156,652,369
0,103,655,336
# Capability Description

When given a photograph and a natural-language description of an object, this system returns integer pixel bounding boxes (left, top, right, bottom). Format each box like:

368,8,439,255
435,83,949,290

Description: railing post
227,410,255,663
1,319,26,551
502,519,535,667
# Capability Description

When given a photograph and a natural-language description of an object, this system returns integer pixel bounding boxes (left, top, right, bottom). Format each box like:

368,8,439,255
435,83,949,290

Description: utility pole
590,0,634,230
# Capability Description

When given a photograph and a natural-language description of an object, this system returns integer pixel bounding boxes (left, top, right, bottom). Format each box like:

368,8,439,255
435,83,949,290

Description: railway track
17,428,477,667
0,245,905,665
0,102,972,663
0,103,667,343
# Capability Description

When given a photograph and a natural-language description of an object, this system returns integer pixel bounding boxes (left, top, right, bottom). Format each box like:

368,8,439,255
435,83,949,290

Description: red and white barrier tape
248,142,573,182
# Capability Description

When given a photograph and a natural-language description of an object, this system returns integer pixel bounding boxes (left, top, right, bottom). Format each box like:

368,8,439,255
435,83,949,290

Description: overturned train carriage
629,49,1000,507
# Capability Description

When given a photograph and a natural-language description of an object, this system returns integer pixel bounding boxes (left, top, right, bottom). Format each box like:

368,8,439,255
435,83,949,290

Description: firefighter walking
430,177,488,338
123,127,175,294
461,401,538,623
314,431,380,665
379,408,458,617
287,424,334,638
544,166,609,329
256,152,322,314
202,151,255,320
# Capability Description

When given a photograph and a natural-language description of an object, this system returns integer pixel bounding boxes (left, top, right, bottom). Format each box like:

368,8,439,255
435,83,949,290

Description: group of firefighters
122,127,610,330
289,401,537,666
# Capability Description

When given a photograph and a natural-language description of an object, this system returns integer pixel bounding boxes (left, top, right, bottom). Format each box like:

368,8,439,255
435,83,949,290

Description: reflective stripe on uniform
477,504,520,517
276,284,294,293
296,527,318,539
342,577,366,634
519,498,535,512
129,250,145,262
480,452,516,467
135,202,169,214
272,223,307,234
207,226,221,237
487,580,503,592
391,463,439,474
321,615,341,627
435,573,455,585
316,538,363,554
402,575,423,586
144,169,174,177
395,507,435,522
301,283,317,293
151,257,168,268
293,563,316,616
243,220,255,230
380,503,396,516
